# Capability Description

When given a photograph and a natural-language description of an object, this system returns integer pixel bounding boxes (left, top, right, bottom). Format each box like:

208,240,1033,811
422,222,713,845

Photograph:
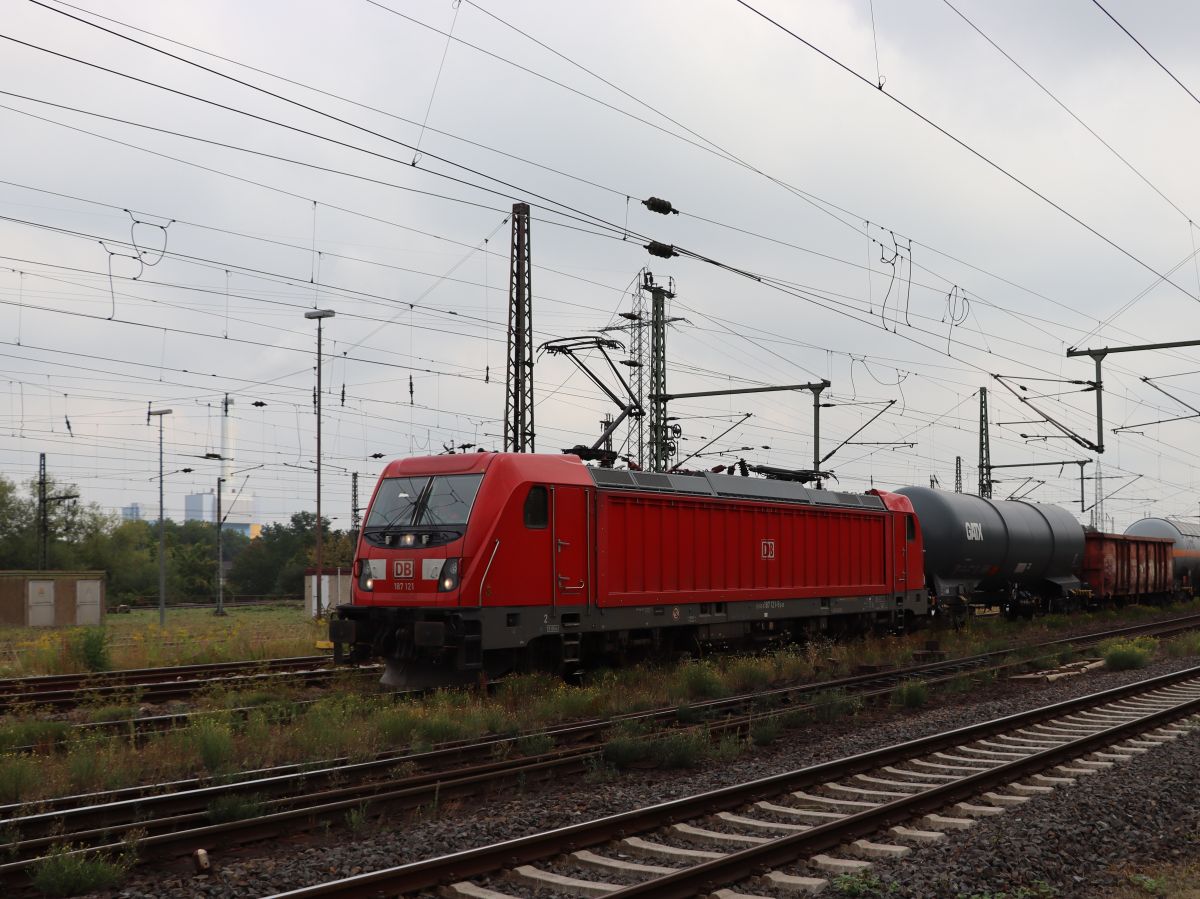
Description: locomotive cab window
906,515,915,541
524,485,548,529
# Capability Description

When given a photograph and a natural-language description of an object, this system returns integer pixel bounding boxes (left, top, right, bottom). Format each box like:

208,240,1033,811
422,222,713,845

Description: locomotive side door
893,513,913,595
552,486,589,605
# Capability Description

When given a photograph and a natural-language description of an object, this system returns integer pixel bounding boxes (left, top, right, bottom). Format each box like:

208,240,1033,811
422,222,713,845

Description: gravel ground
102,656,1200,898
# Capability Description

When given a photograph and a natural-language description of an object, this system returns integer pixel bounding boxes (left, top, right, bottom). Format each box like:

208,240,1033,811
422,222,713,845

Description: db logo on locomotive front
393,559,415,579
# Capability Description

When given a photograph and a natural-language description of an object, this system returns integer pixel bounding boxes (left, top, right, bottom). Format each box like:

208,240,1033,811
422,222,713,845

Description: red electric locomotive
330,453,927,687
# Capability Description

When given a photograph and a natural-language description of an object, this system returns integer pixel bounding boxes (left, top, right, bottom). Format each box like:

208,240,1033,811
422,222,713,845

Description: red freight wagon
1081,531,1172,605
332,453,927,687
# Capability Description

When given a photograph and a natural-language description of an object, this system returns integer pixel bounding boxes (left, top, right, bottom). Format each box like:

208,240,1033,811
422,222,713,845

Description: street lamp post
148,407,173,627
305,309,335,618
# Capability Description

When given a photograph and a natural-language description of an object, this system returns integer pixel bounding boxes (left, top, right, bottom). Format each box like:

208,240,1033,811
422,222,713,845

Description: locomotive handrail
478,538,500,607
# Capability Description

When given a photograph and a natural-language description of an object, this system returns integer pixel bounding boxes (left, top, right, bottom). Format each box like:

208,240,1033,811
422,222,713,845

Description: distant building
184,492,215,523
120,502,145,522
185,489,260,540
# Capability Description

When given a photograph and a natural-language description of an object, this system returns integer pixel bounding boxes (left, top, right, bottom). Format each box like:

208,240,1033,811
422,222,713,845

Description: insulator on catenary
644,240,678,259
642,196,679,215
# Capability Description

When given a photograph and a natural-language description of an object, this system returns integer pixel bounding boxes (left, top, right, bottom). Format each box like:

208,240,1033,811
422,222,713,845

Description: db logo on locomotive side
761,539,776,560
393,559,415,579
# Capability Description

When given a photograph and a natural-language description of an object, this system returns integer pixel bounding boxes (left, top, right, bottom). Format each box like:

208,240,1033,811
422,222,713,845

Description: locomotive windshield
365,474,483,529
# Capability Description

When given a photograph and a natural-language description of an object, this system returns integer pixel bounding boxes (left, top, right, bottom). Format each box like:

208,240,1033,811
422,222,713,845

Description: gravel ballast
103,656,1200,899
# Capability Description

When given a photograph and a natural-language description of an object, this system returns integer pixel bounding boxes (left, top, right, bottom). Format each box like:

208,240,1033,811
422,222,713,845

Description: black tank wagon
895,486,1084,617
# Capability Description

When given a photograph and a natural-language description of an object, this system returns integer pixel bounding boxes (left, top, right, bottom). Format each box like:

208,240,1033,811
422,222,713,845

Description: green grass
0,604,325,676
832,872,894,896
29,845,130,897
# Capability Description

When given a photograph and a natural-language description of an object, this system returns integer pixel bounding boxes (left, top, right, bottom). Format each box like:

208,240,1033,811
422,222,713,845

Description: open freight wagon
1080,531,1173,605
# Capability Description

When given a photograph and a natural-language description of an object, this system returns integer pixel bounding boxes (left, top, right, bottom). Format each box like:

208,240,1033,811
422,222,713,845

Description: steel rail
0,655,331,691
263,664,1200,898
610,695,1200,898
13,607,1200,753
5,610,1199,824
9,609,1200,748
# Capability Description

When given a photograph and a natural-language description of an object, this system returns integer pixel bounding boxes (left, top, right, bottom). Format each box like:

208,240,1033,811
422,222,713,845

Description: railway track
9,608,1200,751
0,655,342,712
3,613,1200,889
265,664,1200,899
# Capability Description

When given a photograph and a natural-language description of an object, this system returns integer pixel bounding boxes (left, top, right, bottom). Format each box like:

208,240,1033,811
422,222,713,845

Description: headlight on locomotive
438,557,460,592
355,559,373,592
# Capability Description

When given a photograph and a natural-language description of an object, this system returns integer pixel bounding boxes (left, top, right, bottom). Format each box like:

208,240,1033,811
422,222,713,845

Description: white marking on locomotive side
965,522,984,541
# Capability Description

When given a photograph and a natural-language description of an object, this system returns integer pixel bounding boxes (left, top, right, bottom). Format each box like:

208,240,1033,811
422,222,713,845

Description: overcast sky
4,0,1200,532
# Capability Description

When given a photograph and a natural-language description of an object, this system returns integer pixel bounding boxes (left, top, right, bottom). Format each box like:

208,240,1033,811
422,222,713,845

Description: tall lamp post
147,407,173,627
305,309,335,617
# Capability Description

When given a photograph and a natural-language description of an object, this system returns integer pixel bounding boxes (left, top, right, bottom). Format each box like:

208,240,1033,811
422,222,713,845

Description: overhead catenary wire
733,0,1200,303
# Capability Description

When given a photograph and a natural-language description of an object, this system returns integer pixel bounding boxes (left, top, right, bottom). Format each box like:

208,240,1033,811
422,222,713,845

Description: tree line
0,474,354,605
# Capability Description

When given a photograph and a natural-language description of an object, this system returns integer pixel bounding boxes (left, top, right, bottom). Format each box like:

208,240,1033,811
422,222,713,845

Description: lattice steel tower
628,281,647,468
645,271,675,472
504,203,534,452
978,387,992,499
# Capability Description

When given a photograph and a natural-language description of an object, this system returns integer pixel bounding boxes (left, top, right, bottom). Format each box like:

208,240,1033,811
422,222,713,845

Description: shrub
601,721,653,769
943,674,975,694
30,845,129,896
671,662,727,701
84,705,137,724
711,732,744,762
187,718,233,773
1101,637,1157,671
412,713,469,747
515,732,554,756
375,708,420,746
0,720,70,753
750,719,782,746
676,703,707,724
206,793,265,823
345,804,369,833
67,629,110,673
0,755,38,801
808,688,862,723
602,734,649,769
651,731,709,768
723,656,772,693
1164,633,1200,659
891,680,928,709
